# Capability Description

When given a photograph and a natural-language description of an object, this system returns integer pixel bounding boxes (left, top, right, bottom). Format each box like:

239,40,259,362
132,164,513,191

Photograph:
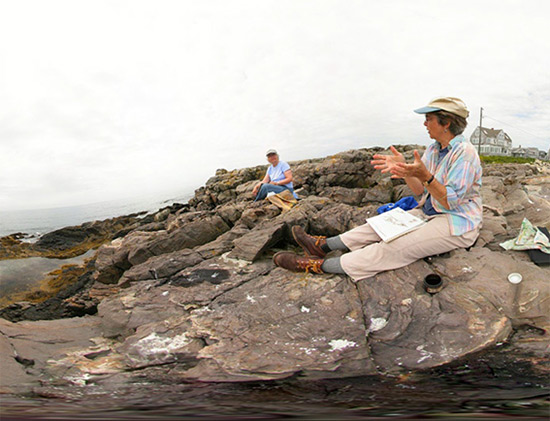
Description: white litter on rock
301,306,310,313
417,354,431,363
246,294,256,303
135,332,189,356
299,347,316,355
221,252,249,268
65,373,93,386
367,317,388,333
162,291,169,296
329,339,357,352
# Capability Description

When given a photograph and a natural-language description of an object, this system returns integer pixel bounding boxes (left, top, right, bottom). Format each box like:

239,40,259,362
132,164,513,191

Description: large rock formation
1,146,549,394
0,204,185,260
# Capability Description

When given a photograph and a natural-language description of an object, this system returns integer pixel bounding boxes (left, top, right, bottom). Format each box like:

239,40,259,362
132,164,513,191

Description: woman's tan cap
414,97,469,119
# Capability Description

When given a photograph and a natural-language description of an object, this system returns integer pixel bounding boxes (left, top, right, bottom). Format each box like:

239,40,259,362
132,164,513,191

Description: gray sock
326,236,350,252
321,257,346,274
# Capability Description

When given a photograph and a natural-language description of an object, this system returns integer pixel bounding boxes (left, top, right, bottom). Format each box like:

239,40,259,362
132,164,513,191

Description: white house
470,126,512,156
511,146,541,159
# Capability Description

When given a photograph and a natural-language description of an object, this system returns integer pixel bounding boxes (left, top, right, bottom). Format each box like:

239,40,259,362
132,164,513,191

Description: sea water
0,190,193,238
0,191,193,300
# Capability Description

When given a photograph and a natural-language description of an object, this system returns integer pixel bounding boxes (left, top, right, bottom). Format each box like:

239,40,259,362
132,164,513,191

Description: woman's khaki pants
339,209,479,282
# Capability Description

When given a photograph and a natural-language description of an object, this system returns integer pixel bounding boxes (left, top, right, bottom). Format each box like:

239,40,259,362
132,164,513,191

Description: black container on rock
424,274,443,294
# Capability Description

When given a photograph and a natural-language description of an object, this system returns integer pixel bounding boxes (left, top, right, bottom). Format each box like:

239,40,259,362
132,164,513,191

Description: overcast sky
1,0,549,211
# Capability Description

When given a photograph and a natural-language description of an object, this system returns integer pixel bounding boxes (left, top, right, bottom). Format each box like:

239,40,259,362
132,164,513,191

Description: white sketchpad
366,207,426,243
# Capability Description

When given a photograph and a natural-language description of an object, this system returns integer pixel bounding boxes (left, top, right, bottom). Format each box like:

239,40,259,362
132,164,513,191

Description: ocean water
0,190,194,239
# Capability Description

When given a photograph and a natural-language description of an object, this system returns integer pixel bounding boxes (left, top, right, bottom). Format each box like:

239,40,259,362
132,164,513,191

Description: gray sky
1,0,549,211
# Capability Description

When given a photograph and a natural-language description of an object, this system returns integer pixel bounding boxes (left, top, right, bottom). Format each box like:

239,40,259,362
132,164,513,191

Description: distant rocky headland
1,145,549,394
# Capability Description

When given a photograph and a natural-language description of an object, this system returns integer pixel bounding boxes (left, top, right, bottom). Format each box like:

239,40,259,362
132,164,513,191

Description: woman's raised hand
371,146,406,174
390,150,429,180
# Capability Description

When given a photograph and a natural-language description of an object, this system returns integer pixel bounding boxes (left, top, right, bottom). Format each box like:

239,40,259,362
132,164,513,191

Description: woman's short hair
432,110,468,135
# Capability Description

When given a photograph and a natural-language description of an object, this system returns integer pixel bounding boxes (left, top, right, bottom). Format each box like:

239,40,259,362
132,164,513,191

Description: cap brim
414,106,441,114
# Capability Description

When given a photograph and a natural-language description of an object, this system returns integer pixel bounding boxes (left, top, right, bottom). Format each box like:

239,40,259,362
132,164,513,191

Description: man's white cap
266,149,278,156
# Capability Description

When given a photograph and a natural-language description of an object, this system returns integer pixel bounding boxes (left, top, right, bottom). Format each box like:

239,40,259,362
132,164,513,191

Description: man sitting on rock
274,97,483,282
252,149,298,201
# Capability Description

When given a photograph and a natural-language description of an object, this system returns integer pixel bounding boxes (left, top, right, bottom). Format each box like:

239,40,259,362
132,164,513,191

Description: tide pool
0,249,96,300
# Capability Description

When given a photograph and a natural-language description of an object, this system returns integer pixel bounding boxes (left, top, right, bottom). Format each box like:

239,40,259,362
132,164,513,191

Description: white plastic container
508,273,523,284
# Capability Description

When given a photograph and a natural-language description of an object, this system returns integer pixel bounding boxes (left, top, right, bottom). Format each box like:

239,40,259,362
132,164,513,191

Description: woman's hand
372,147,427,196
390,150,431,181
371,146,406,175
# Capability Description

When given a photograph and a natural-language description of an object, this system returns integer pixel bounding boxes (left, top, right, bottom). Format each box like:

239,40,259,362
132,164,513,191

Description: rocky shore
1,145,549,395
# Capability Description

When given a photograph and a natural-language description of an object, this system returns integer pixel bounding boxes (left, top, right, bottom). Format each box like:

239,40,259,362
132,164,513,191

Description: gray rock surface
1,147,549,393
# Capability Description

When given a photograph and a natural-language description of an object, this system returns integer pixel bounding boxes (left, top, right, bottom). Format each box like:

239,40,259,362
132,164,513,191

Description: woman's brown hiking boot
273,251,324,274
291,226,327,258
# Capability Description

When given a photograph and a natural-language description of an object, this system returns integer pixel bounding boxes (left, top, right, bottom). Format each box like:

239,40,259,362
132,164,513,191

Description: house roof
473,126,512,142
512,146,539,152
480,127,502,138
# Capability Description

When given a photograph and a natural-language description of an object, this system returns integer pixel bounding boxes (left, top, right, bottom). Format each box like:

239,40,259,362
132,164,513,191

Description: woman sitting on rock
253,149,298,201
274,97,482,282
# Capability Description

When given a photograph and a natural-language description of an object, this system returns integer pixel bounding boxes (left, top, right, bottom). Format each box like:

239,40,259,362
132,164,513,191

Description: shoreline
0,146,548,418
0,191,194,239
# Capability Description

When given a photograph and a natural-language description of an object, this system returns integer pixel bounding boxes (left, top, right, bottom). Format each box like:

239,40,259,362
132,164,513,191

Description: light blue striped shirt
421,135,483,235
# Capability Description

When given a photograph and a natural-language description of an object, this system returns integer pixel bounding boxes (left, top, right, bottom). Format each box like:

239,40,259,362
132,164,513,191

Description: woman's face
424,114,449,140
267,153,279,166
